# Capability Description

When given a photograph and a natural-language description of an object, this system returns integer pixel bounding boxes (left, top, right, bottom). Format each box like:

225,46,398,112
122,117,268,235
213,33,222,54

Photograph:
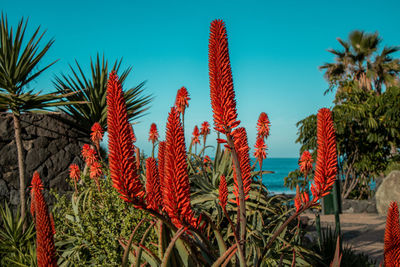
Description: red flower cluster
311,108,337,202
91,122,104,144
90,161,102,179
175,86,190,114
82,144,97,166
200,121,210,136
208,19,240,134
148,123,159,144
257,112,270,139
107,71,144,206
231,127,252,206
192,125,200,145
158,141,166,210
384,202,400,266
254,137,267,167
299,150,313,177
30,172,57,267
145,157,162,211
69,164,80,182
164,107,198,228
219,175,228,210
294,185,310,212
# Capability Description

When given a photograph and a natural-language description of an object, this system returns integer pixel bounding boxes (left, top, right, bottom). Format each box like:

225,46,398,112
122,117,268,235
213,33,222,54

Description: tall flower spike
91,122,104,144
254,137,267,168
158,141,167,209
219,175,228,210
384,202,400,266
69,164,80,182
174,86,190,114
82,144,97,166
107,71,144,206
30,172,57,267
231,127,252,205
257,112,271,139
192,125,200,145
209,19,240,134
148,123,159,144
311,108,337,202
299,150,313,177
164,107,198,228
145,157,162,211
294,185,301,212
200,121,210,146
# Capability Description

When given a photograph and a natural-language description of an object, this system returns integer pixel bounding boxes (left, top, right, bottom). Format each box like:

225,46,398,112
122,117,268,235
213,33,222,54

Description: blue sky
3,0,400,157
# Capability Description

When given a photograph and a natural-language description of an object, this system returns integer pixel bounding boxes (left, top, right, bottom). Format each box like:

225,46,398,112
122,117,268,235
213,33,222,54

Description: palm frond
53,54,153,135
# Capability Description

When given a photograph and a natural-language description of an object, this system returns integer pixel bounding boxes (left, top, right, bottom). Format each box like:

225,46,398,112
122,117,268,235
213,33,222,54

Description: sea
251,158,299,195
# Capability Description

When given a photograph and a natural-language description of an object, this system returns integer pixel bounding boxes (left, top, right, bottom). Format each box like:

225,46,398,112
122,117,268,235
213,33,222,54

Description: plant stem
12,112,27,232
226,134,246,267
257,202,314,266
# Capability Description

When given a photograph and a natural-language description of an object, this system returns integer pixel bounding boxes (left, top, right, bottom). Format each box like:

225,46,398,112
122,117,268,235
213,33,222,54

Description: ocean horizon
252,158,298,195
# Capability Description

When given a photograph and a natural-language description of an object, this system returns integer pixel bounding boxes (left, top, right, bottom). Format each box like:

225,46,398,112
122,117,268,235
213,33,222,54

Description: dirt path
304,213,386,265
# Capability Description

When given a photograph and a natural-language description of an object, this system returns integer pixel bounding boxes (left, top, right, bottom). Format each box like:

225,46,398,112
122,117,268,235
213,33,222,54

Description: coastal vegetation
285,30,400,199
0,13,399,267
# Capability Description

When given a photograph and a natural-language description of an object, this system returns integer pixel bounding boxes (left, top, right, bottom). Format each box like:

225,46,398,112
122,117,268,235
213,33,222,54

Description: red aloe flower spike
145,157,162,211
231,127,252,206
192,125,200,154
257,112,271,140
158,141,167,210
69,164,80,193
311,108,337,202
30,172,57,267
208,19,240,134
254,137,267,169
174,86,190,114
148,123,159,144
69,164,80,182
299,150,313,178
203,155,211,164
107,71,145,206
200,121,210,146
135,147,141,174
384,202,400,266
91,122,104,144
219,175,228,210
164,107,198,228
192,125,200,145
294,185,301,212
81,144,97,166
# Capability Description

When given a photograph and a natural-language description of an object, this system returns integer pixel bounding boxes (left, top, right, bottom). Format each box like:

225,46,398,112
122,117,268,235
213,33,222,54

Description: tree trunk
12,113,27,231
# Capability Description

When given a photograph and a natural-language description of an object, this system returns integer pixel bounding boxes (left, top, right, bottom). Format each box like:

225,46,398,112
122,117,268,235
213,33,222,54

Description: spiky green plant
53,54,153,135
0,14,83,226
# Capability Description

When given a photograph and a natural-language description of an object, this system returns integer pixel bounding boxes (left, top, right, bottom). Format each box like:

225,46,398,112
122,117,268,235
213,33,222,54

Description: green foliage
0,202,37,267
186,146,316,266
308,227,375,267
294,85,400,199
52,173,156,266
53,54,153,135
0,14,82,114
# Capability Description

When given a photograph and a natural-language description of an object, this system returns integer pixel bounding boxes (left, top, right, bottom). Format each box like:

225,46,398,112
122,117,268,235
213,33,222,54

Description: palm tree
53,54,153,136
0,14,81,228
320,30,400,96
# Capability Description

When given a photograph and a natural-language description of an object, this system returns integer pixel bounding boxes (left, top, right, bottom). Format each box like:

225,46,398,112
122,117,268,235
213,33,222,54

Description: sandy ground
304,213,386,265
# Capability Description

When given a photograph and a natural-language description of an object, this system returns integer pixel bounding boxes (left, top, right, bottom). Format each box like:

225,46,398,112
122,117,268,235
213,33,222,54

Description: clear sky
3,0,400,157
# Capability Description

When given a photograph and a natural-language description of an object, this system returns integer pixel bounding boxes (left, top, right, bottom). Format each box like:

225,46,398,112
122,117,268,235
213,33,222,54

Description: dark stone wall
0,112,88,206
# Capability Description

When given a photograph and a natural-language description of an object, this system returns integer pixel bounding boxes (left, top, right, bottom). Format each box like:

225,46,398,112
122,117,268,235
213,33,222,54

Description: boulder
375,171,400,216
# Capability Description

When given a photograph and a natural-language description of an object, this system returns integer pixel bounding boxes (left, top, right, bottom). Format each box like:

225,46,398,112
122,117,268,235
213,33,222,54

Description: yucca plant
53,54,153,135
0,14,83,227
0,202,37,266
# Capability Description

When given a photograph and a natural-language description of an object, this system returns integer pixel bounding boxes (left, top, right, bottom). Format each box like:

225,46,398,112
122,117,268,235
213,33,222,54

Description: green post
332,179,342,251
